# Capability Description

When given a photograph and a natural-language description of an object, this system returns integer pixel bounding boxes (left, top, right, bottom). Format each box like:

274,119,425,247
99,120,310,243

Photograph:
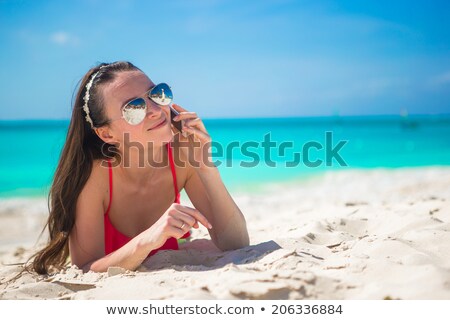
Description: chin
151,126,174,145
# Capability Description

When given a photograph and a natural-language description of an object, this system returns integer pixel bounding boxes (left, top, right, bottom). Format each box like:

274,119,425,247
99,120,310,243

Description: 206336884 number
272,304,343,315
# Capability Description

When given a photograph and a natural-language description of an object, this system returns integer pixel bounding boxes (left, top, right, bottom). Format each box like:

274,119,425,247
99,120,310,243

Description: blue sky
0,0,449,119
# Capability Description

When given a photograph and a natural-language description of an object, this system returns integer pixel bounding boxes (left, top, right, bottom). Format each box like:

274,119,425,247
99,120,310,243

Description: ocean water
1,114,450,198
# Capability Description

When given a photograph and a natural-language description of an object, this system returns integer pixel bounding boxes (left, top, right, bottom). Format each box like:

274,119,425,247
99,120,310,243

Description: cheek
162,106,171,119
112,123,142,143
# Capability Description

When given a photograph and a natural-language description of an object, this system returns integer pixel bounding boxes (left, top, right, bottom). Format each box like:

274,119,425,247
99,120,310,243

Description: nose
145,98,162,119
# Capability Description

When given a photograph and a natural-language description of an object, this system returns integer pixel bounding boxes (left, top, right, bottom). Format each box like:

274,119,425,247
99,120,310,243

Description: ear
94,126,117,144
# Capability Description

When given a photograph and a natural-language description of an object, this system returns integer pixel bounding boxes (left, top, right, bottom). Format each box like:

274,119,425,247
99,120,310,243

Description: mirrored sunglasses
121,83,173,125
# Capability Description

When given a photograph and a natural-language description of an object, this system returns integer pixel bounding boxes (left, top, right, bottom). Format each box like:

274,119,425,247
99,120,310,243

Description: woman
31,61,249,274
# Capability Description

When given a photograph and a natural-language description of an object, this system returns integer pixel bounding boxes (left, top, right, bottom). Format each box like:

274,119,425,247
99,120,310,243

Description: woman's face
99,70,173,148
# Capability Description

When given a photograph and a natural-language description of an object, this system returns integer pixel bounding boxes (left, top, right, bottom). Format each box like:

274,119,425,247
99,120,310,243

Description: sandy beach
1,167,449,300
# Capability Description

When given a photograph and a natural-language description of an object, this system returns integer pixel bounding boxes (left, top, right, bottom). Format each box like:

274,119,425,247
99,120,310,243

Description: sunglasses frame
115,83,173,126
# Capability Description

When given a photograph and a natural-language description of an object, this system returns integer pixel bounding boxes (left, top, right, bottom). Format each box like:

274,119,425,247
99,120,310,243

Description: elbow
85,263,101,273
216,232,250,251
80,261,100,273
236,232,250,249
242,235,250,248
78,258,107,273
212,215,250,251
217,241,249,252
70,257,92,273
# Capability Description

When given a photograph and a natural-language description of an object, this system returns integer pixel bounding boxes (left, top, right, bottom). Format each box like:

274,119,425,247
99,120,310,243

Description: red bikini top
103,142,189,257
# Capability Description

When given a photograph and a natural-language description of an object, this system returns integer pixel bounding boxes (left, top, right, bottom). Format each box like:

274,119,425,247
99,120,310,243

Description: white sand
1,167,449,299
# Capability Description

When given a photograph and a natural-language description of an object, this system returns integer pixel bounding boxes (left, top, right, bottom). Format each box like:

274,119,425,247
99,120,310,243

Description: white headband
82,65,108,129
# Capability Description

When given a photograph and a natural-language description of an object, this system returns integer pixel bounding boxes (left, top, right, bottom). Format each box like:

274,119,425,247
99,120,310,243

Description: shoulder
88,159,110,191
77,159,110,214
70,159,110,267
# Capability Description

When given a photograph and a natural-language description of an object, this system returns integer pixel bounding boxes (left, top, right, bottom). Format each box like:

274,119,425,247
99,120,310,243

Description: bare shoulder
69,159,109,267
76,159,110,216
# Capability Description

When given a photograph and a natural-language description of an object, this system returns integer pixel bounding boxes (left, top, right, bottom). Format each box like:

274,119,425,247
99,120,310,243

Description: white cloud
50,31,68,44
430,71,450,86
50,31,80,46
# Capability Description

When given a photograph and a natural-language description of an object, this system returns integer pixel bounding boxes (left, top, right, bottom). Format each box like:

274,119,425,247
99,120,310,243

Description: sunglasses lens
149,83,173,106
122,98,147,125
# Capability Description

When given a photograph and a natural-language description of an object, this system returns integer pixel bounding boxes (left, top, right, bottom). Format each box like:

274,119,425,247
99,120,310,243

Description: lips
147,118,167,131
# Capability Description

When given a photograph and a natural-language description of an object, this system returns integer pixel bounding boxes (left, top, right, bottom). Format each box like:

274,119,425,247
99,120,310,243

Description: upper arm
68,160,107,269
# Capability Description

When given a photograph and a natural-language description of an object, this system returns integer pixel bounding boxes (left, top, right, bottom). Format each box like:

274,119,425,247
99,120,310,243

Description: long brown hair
30,61,141,274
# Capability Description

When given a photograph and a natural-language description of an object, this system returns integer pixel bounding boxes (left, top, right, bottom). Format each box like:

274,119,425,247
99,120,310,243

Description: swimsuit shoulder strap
167,142,180,203
104,158,113,216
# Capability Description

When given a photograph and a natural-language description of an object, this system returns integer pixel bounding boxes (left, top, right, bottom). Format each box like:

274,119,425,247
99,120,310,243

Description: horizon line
1,112,450,122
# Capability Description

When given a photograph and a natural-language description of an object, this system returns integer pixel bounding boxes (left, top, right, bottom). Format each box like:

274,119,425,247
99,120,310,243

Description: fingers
173,112,197,121
171,105,210,140
184,118,206,131
182,119,209,143
174,112,204,132
167,225,188,239
183,126,211,143
171,103,188,113
171,210,196,229
173,107,201,123
171,204,212,229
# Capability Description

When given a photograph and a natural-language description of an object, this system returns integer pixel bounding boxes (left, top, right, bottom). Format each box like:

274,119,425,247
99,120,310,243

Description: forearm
197,166,249,250
85,234,156,273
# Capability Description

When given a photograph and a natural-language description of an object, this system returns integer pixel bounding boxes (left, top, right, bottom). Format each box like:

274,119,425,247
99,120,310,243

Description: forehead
101,70,154,107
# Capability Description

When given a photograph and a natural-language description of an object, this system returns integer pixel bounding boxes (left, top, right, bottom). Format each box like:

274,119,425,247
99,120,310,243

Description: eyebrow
122,85,154,107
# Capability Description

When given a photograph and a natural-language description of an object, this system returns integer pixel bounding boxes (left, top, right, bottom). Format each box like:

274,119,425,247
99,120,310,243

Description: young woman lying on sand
30,61,249,274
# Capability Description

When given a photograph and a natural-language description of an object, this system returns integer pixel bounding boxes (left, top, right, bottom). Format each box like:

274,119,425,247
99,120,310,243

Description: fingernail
173,116,178,121
208,223,213,229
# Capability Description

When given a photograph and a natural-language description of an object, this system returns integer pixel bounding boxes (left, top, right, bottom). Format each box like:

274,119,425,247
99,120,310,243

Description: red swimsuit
103,142,189,257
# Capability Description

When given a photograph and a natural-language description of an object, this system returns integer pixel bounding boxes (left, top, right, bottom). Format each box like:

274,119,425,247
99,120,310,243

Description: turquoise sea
1,114,450,198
